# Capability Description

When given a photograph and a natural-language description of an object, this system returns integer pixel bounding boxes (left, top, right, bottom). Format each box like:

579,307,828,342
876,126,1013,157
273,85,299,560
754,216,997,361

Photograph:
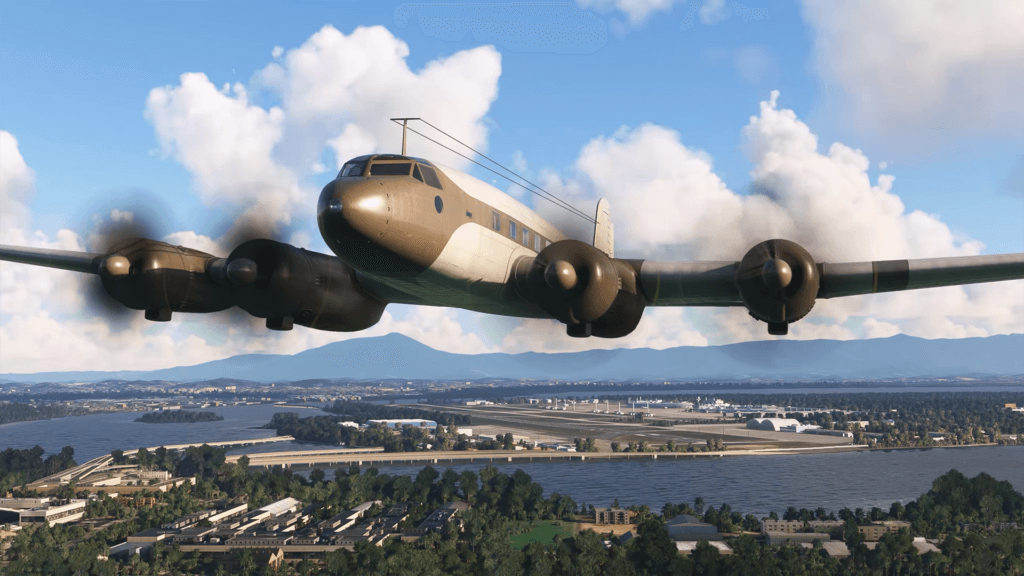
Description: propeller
734,239,819,335
77,191,171,327
527,240,622,337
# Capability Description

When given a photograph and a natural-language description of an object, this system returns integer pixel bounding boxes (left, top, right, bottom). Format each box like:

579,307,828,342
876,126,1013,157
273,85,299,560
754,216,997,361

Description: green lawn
509,521,574,550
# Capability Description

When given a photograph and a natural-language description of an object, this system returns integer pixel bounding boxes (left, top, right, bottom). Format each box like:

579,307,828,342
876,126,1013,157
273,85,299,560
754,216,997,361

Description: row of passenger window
492,211,545,252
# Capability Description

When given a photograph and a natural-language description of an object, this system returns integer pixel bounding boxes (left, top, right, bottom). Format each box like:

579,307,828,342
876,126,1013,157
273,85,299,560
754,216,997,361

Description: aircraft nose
318,180,391,243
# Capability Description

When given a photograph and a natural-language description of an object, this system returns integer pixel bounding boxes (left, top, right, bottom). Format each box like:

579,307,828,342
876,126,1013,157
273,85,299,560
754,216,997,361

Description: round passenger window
434,195,443,213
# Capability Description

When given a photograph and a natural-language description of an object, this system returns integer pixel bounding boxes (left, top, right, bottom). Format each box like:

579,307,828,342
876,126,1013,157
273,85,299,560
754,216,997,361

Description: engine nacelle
734,239,819,335
525,240,646,338
99,238,235,321
224,239,387,331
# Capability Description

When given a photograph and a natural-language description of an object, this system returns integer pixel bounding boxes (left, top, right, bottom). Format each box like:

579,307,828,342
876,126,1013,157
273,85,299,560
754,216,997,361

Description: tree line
0,402,92,425
322,400,471,426
0,445,77,494
4,444,1023,576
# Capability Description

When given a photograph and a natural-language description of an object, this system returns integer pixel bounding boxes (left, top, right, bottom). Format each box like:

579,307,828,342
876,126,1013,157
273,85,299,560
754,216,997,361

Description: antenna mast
390,117,420,155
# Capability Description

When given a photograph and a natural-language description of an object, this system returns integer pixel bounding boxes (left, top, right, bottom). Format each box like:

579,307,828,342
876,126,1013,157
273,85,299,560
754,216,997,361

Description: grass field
509,521,575,549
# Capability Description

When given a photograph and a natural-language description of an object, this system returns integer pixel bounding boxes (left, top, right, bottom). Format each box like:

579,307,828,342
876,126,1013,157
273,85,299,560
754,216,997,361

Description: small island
135,410,224,424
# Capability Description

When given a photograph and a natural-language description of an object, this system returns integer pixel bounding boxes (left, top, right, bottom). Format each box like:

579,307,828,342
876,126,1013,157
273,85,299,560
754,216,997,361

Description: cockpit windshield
369,162,413,176
336,156,442,190
338,160,366,178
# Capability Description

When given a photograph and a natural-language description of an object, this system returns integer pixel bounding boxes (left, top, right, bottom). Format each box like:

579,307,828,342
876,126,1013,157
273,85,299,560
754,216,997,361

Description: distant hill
1,332,1021,384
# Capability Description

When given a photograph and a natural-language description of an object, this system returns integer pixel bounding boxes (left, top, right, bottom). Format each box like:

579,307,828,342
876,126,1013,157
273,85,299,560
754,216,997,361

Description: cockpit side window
338,161,367,178
420,165,443,190
412,164,424,182
369,162,413,176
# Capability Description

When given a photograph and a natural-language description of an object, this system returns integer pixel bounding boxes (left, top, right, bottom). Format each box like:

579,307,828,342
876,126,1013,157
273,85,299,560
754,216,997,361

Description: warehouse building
746,418,803,431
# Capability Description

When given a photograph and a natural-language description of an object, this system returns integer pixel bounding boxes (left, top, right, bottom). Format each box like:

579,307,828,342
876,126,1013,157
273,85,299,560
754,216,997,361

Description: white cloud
0,131,35,241
256,25,501,171
162,230,224,256
145,75,302,234
326,123,376,171
802,0,1024,147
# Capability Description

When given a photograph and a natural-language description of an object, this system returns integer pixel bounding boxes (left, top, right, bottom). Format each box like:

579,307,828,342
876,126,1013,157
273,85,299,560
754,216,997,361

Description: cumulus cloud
0,131,35,240
255,25,501,171
802,0,1024,147
145,76,301,235
144,25,501,245
533,91,1022,342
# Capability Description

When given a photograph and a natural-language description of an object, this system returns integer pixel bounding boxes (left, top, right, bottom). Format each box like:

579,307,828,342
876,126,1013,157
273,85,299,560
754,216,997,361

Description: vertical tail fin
593,198,614,258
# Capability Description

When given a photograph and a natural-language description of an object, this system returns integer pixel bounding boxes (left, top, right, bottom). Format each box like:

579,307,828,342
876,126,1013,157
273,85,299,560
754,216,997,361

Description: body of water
364,446,1024,517
0,403,322,459
3,404,1022,517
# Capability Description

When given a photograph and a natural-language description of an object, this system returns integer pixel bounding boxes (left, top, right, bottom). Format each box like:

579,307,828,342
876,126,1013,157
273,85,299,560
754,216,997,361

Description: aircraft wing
637,253,1024,306
0,245,105,274
0,238,389,331
815,253,1024,298
636,261,744,306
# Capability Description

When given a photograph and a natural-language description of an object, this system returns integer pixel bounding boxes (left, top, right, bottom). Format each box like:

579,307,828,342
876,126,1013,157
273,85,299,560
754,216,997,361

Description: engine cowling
526,240,645,338
734,239,819,335
223,239,387,331
99,238,235,321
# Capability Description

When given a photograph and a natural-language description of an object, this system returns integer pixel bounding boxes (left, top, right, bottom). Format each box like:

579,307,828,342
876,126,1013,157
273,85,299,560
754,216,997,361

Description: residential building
595,508,634,525
761,519,842,534
764,532,831,546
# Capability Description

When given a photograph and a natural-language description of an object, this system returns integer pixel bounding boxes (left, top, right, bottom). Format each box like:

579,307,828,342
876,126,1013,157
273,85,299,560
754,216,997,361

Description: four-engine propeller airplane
2,120,1023,339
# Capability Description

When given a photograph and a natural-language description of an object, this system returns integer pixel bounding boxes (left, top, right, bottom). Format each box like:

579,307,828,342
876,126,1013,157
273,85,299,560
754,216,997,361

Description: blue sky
1,0,1022,372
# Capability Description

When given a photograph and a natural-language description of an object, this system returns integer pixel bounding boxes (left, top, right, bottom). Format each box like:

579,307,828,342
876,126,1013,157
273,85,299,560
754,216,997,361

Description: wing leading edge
0,245,105,274
817,253,1024,298
638,252,1024,306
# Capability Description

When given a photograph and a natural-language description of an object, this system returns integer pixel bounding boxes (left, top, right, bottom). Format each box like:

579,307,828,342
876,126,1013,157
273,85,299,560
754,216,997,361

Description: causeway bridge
232,444,869,470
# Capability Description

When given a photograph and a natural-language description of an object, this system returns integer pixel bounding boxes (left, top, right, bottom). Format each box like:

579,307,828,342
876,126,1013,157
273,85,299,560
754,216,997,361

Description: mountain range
1,333,1021,384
